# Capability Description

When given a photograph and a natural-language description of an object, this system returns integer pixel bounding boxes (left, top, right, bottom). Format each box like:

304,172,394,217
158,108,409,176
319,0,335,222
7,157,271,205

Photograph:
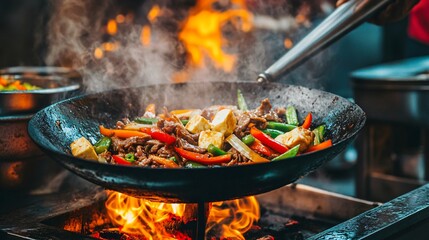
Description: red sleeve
408,0,429,44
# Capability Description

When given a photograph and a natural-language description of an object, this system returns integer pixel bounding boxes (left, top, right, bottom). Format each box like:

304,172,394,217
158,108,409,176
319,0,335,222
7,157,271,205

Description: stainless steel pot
0,67,81,192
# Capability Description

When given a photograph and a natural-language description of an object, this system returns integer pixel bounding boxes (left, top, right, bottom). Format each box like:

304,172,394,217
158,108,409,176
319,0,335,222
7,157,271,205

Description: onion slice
226,134,270,163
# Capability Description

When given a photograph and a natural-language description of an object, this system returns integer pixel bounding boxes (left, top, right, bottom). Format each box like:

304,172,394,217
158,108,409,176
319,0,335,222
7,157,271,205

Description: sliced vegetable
140,128,176,145
135,117,158,124
125,153,135,162
94,137,112,154
150,155,179,168
170,156,179,164
185,161,206,168
237,89,248,111
262,129,284,139
266,122,296,132
250,127,288,154
226,134,270,163
286,106,299,126
307,139,333,153
207,144,227,156
180,119,189,125
302,112,312,129
242,134,255,145
112,155,132,165
250,139,273,157
313,125,326,145
272,145,300,161
99,125,150,138
175,147,231,165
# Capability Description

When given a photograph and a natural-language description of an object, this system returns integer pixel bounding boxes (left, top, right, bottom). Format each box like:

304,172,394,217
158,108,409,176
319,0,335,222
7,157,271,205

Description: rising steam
45,0,334,92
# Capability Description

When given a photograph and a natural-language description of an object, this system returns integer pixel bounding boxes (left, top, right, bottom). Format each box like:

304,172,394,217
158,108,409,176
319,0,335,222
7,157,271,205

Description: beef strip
234,112,251,138
177,138,206,154
111,136,151,153
176,127,199,145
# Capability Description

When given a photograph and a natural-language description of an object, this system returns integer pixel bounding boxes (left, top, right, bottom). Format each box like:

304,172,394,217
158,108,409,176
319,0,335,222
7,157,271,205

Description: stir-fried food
0,76,41,91
70,90,333,168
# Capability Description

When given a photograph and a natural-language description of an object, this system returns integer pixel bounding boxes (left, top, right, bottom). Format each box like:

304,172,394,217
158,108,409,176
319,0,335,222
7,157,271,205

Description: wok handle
257,0,394,82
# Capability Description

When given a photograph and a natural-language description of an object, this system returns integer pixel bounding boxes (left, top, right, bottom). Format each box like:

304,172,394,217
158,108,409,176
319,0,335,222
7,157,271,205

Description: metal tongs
258,0,395,82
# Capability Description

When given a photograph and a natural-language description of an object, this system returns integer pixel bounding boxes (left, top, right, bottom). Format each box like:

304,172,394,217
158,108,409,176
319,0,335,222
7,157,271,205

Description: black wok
28,82,365,203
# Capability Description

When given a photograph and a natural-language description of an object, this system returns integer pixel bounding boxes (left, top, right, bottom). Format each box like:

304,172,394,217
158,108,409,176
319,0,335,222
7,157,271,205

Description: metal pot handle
257,0,394,83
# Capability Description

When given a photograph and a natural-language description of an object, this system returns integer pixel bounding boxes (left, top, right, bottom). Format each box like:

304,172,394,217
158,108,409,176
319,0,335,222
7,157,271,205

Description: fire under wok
28,81,365,203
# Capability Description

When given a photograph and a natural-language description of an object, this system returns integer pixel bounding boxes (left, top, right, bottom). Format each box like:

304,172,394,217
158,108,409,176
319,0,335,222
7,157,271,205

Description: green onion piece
226,134,269,163
237,89,248,111
286,106,299,126
267,122,296,132
125,153,135,162
262,129,285,139
181,119,189,126
135,117,158,124
185,161,206,168
272,145,300,161
207,144,227,156
94,137,112,154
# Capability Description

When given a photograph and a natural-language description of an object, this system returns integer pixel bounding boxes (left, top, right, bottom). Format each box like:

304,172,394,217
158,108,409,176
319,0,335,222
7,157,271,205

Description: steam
45,0,335,92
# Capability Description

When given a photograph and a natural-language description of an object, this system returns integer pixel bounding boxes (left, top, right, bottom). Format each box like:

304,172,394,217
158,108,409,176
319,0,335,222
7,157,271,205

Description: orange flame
178,0,253,72
105,191,260,239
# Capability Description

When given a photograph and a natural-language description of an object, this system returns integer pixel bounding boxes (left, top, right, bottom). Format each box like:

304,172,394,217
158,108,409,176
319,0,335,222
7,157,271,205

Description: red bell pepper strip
250,127,288,154
140,128,176,145
250,139,273,157
174,147,231,165
100,125,150,138
112,155,132,165
307,139,333,153
302,112,312,129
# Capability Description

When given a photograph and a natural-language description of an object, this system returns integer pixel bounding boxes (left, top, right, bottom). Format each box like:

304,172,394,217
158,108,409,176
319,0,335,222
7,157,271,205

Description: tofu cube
70,137,98,161
275,127,315,152
198,130,224,149
185,115,211,134
211,109,236,136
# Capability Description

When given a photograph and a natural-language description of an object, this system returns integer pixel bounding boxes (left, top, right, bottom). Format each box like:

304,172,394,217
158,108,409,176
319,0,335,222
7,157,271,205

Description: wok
28,0,386,203
28,82,365,203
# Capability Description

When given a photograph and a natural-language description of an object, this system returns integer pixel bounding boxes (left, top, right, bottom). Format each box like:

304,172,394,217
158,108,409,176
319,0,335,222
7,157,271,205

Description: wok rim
28,81,366,173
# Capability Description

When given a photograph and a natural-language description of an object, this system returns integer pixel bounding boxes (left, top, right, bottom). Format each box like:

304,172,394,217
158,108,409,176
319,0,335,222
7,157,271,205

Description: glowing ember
105,191,260,239
284,38,293,49
148,5,161,23
140,25,152,46
107,19,118,35
94,47,104,59
178,0,253,72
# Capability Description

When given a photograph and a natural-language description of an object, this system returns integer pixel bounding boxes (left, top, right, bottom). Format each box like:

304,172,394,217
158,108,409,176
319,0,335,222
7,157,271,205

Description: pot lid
352,56,429,89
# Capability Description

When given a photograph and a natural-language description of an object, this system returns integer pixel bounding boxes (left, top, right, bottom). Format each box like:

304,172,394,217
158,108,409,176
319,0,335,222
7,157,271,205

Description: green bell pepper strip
181,119,189,125
135,117,158,124
262,129,284,139
185,161,206,168
266,122,296,132
286,106,299,126
272,145,300,161
170,156,179,164
313,125,326,145
207,144,227,156
94,137,112,154
237,89,248,111
242,134,255,145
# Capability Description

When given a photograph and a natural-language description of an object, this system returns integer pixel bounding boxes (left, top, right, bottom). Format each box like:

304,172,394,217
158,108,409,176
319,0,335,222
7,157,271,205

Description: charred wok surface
28,82,366,202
